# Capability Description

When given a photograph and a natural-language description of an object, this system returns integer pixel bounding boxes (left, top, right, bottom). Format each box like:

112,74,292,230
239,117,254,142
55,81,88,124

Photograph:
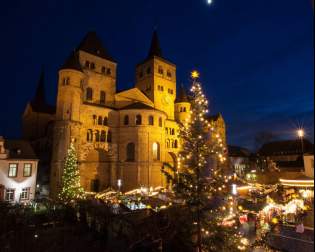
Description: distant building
304,153,314,178
228,145,251,177
258,139,314,172
0,136,38,203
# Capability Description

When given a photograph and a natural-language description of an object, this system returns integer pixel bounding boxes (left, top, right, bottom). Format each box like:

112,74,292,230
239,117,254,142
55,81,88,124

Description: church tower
135,31,176,120
175,85,191,124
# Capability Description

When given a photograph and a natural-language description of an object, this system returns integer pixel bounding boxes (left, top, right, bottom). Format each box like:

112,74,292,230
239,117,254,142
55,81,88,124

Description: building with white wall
0,136,38,203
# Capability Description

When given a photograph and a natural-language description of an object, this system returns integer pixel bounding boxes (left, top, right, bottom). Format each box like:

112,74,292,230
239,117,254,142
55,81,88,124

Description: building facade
23,31,227,198
0,136,38,203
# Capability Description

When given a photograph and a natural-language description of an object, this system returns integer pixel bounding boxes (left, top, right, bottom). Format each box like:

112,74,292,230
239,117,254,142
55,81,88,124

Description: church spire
32,68,46,106
147,30,163,59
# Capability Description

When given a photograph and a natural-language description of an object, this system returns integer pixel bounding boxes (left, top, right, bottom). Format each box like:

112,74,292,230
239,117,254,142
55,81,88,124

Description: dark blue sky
0,0,313,150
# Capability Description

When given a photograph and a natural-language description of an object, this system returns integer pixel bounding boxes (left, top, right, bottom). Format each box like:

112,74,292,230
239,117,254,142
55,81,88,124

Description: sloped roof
259,139,314,156
30,70,56,115
147,30,163,59
228,145,251,157
4,139,38,160
175,85,189,103
77,31,115,62
121,102,155,110
207,113,223,122
60,50,83,72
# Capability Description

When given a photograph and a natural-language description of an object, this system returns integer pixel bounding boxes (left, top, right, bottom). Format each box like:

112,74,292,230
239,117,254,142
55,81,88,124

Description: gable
114,88,154,109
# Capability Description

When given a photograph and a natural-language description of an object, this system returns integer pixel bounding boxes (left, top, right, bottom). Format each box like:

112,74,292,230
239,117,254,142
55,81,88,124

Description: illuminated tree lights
162,72,247,251
59,143,85,203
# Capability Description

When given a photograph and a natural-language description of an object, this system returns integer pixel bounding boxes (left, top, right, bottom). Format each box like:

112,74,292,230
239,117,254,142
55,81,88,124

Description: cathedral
22,31,226,198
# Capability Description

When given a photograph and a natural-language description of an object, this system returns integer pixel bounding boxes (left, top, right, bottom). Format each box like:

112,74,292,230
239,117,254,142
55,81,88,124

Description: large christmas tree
59,142,85,203
163,71,248,252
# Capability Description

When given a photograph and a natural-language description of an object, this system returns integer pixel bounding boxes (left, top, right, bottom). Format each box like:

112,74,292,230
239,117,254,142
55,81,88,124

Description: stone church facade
22,31,226,198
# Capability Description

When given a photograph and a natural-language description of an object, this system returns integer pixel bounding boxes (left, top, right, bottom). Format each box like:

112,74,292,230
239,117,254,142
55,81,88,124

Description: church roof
77,31,115,62
147,30,163,59
175,85,189,103
121,102,155,110
30,70,56,115
60,50,83,72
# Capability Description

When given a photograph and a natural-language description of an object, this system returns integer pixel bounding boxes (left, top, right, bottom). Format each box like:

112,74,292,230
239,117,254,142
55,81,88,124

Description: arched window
100,91,106,104
95,130,100,142
103,117,108,126
124,115,129,125
87,129,93,142
159,117,163,127
136,115,142,125
152,142,160,161
100,131,106,142
174,140,178,148
98,116,103,125
126,143,135,161
148,116,154,126
166,139,170,148
107,130,112,143
86,87,93,101
171,140,174,148
93,115,97,125
171,129,175,135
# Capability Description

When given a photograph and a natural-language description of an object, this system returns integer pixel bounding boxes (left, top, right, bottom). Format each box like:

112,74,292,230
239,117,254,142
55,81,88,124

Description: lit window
152,142,160,161
126,143,135,161
8,164,17,177
5,189,15,202
21,188,30,200
148,116,154,126
136,115,142,125
23,164,32,177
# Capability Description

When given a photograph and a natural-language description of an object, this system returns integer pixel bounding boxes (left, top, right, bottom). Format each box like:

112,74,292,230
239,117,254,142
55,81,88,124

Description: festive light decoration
162,72,246,251
58,142,85,203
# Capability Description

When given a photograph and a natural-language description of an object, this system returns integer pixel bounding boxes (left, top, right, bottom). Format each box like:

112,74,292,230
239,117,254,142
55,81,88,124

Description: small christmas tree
59,142,85,203
163,71,247,252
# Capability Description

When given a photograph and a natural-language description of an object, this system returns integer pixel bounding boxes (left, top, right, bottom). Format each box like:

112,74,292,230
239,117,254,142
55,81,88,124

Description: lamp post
297,129,305,154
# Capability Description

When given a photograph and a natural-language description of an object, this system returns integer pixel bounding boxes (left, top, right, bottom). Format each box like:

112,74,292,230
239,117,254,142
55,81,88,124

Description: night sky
0,0,313,150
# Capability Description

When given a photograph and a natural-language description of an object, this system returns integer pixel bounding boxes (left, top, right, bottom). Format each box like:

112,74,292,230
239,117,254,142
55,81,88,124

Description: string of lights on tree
59,141,85,203
163,70,249,251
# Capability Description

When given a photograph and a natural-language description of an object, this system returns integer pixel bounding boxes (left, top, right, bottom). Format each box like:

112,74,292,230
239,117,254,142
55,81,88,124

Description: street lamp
297,129,305,154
